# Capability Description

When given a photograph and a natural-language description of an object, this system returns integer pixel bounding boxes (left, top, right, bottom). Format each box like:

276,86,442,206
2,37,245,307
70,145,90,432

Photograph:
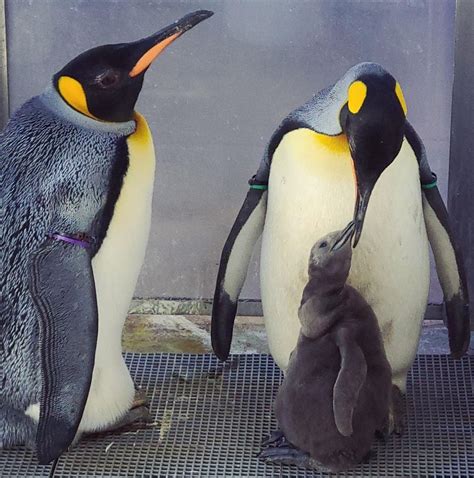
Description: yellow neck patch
275,129,352,182
312,131,350,154
130,112,152,146
58,76,97,119
395,82,408,116
348,81,367,114
125,111,155,178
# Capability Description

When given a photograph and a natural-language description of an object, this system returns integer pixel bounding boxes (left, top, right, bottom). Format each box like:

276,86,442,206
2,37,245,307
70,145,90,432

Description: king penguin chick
0,10,213,464
260,222,394,472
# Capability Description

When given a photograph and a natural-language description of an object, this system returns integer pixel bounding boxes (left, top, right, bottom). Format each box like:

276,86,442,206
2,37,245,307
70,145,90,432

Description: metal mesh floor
1,354,472,477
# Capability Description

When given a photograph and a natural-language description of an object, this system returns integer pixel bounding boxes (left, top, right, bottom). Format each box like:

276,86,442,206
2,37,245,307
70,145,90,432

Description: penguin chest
82,113,155,431
261,129,430,380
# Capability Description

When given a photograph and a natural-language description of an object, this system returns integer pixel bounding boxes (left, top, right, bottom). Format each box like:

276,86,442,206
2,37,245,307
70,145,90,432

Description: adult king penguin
212,63,470,395
1,10,213,464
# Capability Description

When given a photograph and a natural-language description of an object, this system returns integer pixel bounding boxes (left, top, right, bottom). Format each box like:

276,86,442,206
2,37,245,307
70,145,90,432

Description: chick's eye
319,241,328,249
96,71,119,88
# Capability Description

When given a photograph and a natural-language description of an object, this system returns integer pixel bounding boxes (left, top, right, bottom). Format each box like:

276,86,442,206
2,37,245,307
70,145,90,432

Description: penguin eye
319,241,328,249
95,70,120,88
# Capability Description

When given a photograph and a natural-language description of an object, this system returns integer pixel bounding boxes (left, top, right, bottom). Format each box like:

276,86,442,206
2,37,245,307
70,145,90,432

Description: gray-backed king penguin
1,10,213,464
212,63,470,400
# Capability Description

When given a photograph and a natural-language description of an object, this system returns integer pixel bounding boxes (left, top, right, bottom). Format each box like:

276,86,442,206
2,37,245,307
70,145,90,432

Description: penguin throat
40,87,136,135
302,277,345,304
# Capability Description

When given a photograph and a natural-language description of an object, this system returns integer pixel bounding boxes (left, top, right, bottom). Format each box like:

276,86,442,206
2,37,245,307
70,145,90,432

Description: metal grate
0,447,52,478
1,354,472,477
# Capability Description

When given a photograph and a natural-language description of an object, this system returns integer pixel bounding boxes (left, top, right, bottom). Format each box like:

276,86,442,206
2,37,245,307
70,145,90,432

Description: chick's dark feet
259,443,312,468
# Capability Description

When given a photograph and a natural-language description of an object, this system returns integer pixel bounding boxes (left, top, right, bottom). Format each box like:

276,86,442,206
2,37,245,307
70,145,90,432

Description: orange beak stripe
129,32,181,77
349,155,358,198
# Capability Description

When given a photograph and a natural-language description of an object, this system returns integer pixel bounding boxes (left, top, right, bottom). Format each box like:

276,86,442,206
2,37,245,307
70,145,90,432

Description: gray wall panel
5,0,455,302
449,0,473,326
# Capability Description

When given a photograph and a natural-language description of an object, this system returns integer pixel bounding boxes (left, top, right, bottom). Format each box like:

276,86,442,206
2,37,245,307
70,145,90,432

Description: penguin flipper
405,121,470,358
29,239,98,464
211,114,310,361
422,186,470,357
211,188,267,361
333,328,367,437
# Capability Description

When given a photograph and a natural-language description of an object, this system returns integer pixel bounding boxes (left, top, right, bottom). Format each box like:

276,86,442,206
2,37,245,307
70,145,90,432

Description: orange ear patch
348,81,367,114
395,82,408,116
129,33,181,77
58,76,97,119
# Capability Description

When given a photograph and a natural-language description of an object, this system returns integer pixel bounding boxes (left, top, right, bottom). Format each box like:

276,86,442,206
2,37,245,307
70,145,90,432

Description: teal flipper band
421,175,437,190
249,184,268,191
422,181,437,190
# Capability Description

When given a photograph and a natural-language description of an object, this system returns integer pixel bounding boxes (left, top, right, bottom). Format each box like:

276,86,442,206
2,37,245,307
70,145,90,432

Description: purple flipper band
50,233,91,249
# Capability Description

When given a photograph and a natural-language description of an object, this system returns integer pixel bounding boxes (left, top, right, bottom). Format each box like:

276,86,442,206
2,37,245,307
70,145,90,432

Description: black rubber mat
1,354,472,477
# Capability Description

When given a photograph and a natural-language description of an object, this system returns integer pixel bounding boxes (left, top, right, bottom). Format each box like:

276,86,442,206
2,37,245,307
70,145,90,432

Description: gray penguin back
1,91,134,406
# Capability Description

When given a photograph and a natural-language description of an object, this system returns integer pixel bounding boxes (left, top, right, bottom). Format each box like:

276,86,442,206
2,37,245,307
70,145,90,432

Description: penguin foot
259,432,326,470
114,387,152,431
390,385,406,435
85,404,153,439
258,444,313,469
259,434,359,472
107,406,153,433
381,385,406,436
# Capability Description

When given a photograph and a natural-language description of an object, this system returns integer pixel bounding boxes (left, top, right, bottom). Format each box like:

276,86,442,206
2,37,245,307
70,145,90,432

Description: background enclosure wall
3,0,459,305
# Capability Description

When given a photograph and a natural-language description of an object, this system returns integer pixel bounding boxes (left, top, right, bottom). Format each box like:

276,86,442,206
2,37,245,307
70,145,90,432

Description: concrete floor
123,315,474,355
123,315,267,354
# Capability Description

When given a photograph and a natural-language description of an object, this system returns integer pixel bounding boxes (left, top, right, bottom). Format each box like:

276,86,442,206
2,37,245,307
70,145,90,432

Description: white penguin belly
80,113,155,432
261,129,430,390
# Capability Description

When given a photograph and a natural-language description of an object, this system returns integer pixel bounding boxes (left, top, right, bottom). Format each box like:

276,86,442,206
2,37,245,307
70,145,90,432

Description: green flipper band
249,184,268,191
421,174,437,190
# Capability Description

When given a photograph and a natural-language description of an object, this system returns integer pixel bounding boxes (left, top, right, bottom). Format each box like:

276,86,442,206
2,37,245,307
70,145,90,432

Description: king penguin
212,63,470,397
1,10,213,464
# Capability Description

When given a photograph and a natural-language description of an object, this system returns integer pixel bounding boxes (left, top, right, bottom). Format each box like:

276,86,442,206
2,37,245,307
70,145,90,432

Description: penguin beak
352,178,375,247
331,221,356,251
128,10,213,77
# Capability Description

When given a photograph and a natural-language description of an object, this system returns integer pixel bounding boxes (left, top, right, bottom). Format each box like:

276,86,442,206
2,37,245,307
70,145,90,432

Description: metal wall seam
0,0,8,130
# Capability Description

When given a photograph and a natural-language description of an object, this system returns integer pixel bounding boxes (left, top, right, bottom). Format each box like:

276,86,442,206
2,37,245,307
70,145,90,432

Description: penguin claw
362,449,377,463
132,387,149,409
390,385,406,436
392,418,405,435
261,429,286,447
375,428,390,442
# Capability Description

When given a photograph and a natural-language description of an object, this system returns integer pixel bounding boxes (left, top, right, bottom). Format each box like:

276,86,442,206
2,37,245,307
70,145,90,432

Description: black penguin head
53,10,213,122
339,72,407,246
308,221,355,284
